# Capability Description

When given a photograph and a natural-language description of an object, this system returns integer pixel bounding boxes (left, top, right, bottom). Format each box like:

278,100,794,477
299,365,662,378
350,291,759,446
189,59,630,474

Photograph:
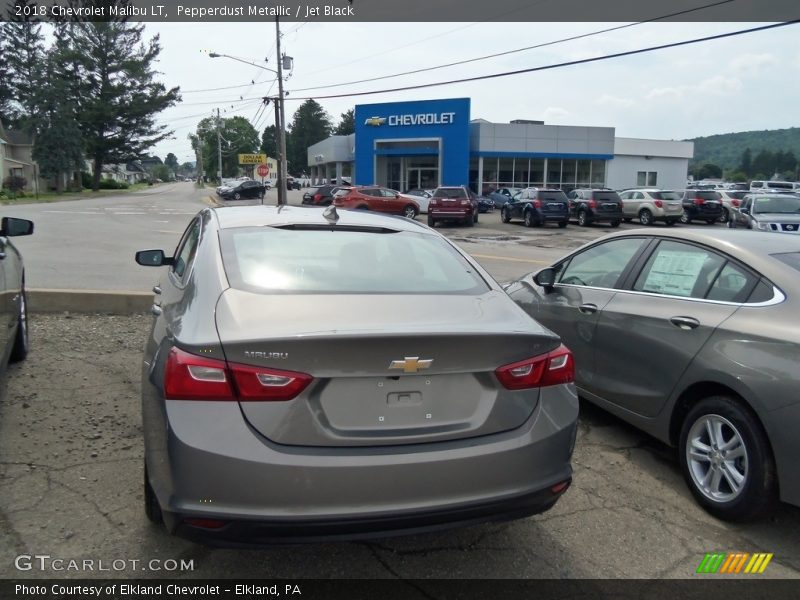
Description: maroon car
333,187,419,218
427,186,480,227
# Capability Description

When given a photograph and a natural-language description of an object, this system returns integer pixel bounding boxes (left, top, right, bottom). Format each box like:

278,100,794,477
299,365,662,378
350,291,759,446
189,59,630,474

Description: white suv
618,189,683,226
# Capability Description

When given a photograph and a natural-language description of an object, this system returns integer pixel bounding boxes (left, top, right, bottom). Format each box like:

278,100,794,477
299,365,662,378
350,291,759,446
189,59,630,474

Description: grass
0,182,156,205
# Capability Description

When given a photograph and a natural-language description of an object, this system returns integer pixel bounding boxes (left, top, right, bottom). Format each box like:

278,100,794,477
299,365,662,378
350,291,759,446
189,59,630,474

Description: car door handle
670,316,700,330
152,285,162,295
578,303,598,314
151,304,163,316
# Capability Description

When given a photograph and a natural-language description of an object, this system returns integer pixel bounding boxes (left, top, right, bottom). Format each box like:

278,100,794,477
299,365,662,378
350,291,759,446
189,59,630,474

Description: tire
718,207,729,223
577,210,591,227
356,205,369,210
9,285,28,363
706,219,717,225
402,204,418,219
638,209,653,226
465,211,474,227
501,207,511,223
610,220,621,228
558,220,568,228
427,214,436,227
680,209,692,225
144,460,163,524
473,208,479,224
233,192,241,200
665,219,677,227
679,395,777,522
524,210,536,228
623,218,633,223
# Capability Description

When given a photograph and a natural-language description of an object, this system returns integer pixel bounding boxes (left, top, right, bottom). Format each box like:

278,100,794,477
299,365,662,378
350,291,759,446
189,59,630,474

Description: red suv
333,187,419,218
428,186,480,227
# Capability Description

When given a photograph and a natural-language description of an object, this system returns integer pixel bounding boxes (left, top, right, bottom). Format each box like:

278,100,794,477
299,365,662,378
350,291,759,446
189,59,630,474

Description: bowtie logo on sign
364,117,387,126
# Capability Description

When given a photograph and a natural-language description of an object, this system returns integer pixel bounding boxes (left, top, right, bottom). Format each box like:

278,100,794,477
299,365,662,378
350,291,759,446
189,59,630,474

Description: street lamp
208,41,292,206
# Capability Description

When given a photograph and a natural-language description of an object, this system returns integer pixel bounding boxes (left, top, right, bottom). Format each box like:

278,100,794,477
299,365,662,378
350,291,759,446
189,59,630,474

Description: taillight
495,344,574,390
429,198,438,206
533,199,542,209
460,199,469,206
654,199,663,208
587,199,597,209
165,348,234,400
693,197,704,206
164,348,312,402
229,362,312,401
313,193,322,202
732,199,741,207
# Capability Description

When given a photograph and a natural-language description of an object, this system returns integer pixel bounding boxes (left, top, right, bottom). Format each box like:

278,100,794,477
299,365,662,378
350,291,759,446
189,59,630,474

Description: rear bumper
429,209,471,219
146,384,579,544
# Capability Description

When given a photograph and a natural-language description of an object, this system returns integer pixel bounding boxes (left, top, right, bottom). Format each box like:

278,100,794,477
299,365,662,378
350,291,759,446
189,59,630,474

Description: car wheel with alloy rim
577,210,590,227
501,208,511,223
402,204,418,219
638,209,653,226
10,283,28,363
679,396,776,521
680,209,692,224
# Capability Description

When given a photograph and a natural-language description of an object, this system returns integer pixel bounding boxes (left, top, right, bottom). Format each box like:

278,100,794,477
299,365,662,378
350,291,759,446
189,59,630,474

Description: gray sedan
0,216,34,369
135,205,578,544
506,229,800,521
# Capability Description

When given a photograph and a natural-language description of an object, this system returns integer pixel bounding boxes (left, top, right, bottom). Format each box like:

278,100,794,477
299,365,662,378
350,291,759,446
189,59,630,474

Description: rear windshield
433,188,467,198
766,182,794,191
219,227,489,295
539,192,568,202
651,191,681,201
772,252,800,273
592,191,622,202
690,191,721,200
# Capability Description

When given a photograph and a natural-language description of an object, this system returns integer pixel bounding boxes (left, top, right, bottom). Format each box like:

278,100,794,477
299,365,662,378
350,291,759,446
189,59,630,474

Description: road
4,183,642,291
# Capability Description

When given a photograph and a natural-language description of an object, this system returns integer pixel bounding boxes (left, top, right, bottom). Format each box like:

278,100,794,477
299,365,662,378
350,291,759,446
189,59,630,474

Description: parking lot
1,187,799,580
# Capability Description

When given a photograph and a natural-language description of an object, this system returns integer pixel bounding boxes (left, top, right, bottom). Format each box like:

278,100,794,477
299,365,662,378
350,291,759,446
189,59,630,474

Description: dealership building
307,97,693,192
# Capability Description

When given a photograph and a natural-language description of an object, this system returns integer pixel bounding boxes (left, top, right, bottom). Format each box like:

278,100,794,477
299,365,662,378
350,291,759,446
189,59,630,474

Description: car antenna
322,204,340,224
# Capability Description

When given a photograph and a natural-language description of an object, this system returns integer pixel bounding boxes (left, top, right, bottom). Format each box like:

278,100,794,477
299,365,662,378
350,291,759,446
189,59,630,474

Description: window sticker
640,251,706,296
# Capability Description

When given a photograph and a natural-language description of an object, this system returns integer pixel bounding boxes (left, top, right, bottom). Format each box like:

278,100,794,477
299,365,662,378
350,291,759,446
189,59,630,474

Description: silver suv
728,193,800,233
618,189,683,226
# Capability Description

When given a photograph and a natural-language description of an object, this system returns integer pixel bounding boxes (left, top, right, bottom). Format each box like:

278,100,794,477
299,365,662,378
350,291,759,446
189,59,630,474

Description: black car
501,188,569,228
286,177,302,190
219,180,266,201
302,185,342,206
477,195,495,213
680,190,723,224
487,191,512,208
566,189,623,227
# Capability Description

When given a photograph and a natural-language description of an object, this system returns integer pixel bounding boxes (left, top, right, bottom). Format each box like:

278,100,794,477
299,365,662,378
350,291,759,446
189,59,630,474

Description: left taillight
164,347,311,402
495,344,575,390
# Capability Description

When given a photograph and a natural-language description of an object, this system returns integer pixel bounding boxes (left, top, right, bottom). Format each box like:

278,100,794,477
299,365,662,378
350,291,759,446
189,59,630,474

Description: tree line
691,147,799,183
0,0,179,191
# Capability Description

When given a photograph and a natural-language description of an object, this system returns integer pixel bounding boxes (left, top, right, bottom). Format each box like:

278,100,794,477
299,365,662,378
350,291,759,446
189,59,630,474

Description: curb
28,289,152,315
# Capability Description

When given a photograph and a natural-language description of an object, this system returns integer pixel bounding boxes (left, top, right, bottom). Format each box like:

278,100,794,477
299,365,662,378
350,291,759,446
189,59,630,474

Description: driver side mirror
1,217,34,237
135,249,174,267
533,267,556,289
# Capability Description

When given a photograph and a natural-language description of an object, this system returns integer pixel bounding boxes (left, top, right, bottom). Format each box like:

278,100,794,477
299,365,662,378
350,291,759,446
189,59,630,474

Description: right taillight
693,197,704,206
732,199,741,207
654,199,663,208
164,348,312,402
587,199,597,209
314,193,322,202
495,344,574,390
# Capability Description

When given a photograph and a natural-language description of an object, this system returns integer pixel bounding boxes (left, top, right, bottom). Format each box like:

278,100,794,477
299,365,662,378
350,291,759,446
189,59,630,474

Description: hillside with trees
689,128,800,180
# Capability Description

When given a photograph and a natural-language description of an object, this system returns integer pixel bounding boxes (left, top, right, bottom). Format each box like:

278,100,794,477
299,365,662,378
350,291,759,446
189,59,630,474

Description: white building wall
606,155,691,191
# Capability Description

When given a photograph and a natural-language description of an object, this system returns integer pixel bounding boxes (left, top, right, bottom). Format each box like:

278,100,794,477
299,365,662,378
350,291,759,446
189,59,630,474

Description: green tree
151,164,171,182
694,162,722,180
286,99,332,173
1,1,46,130
68,21,180,190
165,152,179,174
192,115,260,179
260,124,278,159
739,148,752,177
333,108,355,135
752,150,774,179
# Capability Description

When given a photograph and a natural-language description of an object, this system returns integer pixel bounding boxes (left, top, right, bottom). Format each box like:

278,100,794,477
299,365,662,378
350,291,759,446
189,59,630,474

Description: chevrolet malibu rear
137,206,577,545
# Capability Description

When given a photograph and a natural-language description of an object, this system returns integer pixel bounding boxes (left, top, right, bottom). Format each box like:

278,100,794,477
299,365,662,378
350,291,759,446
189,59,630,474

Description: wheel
144,460,163,524
706,219,717,225
473,208,479,224
501,207,511,223
679,396,777,521
233,192,241,200
680,209,692,224
464,211,474,227
558,220,568,229
638,209,653,226
718,208,729,223
356,205,369,210
577,210,591,227
610,220,621,228
524,210,535,227
665,219,677,227
427,214,436,227
623,218,633,223
9,284,28,363
402,204,418,219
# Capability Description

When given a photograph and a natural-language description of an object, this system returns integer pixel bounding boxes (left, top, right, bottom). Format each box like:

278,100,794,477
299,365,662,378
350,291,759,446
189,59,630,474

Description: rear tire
718,208,729,223
10,285,28,363
679,396,777,522
501,207,511,223
233,192,241,200
610,220,621,228
524,210,535,227
144,461,163,525
427,214,436,227
577,210,591,227
465,211,474,227
706,219,717,225
558,220,568,228
638,209,653,226
666,219,678,227
474,208,479,224
680,209,692,224
402,204,418,219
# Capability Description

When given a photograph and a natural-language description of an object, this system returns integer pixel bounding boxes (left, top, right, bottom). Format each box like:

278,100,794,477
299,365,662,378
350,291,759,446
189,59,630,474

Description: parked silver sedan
135,205,578,544
506,229,800,521
0,217,34,368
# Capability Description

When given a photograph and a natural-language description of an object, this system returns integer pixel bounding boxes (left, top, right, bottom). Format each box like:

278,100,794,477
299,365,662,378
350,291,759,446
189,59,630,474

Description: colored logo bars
697,552,773,574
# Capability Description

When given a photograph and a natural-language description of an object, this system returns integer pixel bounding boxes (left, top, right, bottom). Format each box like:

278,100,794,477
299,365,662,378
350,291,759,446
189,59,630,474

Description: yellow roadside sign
238,153,267,165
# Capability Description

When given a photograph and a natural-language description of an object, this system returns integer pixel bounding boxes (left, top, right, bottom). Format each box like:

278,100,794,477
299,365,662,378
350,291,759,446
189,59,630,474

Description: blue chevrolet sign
354,98,470,187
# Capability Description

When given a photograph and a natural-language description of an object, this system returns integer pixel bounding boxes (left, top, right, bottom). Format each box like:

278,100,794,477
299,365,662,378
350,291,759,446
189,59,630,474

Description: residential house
0,121,48,193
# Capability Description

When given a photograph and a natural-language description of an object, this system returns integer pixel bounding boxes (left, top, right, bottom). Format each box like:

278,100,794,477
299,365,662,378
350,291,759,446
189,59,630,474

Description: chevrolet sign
363,112,457,127
364,116,387,126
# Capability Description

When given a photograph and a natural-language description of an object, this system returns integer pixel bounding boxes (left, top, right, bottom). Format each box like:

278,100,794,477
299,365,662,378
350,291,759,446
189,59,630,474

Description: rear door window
633,241,725,299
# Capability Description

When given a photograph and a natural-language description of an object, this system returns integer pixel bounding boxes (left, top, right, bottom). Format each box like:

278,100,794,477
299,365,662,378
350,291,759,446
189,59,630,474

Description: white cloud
697,76,743,95
595,94,635,108
645,87,683,102
542,107,570,122
729,53,778,77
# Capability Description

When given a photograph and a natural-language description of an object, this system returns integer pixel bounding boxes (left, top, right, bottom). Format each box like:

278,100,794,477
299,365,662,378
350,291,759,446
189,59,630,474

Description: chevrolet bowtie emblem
389,357,433,373
364,116,386,126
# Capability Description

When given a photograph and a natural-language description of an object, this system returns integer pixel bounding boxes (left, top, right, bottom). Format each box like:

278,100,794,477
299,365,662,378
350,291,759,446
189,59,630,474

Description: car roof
210,205,429,234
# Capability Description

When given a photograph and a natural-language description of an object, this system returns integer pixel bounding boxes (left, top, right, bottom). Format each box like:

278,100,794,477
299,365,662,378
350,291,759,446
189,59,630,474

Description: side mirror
533,267,556,288
135,249,173,267
1,217,34,237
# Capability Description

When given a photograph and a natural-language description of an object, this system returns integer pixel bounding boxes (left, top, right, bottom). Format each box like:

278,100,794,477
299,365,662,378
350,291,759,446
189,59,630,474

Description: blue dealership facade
307,98,693,193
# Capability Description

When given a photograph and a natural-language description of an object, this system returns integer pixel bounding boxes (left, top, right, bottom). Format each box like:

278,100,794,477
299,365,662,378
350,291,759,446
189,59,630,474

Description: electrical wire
287,21,800,101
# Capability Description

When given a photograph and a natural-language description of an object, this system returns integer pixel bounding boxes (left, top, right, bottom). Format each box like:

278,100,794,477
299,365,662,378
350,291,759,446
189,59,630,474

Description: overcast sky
145,21,800,164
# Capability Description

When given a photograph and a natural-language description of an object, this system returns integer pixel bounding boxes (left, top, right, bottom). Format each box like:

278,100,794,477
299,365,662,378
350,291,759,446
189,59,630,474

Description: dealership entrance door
376,140,441,191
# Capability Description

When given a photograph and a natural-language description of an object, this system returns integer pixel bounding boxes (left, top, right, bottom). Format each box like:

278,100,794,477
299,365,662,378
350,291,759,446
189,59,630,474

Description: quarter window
172,218,201,281
558,238,647,289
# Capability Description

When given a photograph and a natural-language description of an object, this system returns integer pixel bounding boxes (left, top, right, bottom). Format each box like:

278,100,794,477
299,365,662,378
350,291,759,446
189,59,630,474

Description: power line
287,21,800,102
291,0,737,94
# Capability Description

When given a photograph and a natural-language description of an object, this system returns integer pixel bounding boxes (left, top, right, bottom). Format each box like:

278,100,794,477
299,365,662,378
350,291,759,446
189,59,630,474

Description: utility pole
196,141,204,187
216,107,223,186
276,17,288,206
